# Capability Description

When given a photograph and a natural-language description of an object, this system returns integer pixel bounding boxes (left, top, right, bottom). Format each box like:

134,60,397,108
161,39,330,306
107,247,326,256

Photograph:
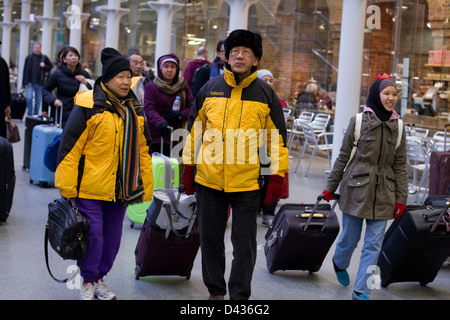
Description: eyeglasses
229,48,253,58
131,60,144,66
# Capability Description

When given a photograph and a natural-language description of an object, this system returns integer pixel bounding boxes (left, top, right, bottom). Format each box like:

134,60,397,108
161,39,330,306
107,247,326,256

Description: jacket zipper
373,124,384,219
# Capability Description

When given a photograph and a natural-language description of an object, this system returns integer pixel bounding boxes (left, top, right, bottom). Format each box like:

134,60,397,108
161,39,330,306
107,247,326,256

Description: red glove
394,203,406,219
181,165,196,195
322,190,338,202
263,174,285,206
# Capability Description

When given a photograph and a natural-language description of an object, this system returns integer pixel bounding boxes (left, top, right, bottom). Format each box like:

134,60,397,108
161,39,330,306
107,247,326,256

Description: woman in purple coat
144,53,193,156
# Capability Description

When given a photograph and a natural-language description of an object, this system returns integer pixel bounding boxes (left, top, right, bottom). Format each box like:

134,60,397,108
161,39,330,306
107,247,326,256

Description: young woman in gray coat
322,78,408,300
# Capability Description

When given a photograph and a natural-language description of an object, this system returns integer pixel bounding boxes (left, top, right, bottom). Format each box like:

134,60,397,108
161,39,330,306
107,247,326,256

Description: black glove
157,121,170,136
165,110,182,126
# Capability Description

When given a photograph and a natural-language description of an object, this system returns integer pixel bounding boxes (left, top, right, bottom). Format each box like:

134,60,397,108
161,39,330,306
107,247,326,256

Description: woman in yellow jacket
55,48,153,300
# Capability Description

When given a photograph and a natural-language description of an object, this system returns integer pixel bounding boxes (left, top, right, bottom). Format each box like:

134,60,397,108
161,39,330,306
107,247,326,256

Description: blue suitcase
29,124,63,187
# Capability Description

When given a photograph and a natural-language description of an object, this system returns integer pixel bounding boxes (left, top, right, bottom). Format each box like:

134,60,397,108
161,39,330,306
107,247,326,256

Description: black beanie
101,47,132,83
225,29,263,60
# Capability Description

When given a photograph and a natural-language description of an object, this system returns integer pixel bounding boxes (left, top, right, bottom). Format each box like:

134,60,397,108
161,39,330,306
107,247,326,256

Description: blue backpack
44,134,61,172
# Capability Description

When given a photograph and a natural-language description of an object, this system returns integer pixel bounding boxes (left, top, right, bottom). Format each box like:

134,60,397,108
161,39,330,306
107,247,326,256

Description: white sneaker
79,282,95,300
94,279,117,300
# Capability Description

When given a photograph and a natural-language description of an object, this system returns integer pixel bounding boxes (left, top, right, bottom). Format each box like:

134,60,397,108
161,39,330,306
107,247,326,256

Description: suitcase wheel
186,274,191,280
130,222,135,228
134,266,140,280
381,281,389,288
420,281,428,287
308,265,321,273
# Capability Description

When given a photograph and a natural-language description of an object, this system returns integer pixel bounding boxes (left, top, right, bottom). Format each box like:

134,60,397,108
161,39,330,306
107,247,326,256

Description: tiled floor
1,118,449,301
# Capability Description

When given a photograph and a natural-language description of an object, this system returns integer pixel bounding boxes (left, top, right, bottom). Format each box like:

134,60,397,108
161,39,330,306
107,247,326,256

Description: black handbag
44,198,90,283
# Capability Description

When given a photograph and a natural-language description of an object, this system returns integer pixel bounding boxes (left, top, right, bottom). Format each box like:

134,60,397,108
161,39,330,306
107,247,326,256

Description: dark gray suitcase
0,137,15,222
378,202,450,287
264,195,340,273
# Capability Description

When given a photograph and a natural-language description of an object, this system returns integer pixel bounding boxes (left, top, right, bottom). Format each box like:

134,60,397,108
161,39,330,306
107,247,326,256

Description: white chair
406,137,430,204
287,111,314,151
432,130,450,151
295,122,333,177
410,127,429,139
283,108,292,116
310,113,330,134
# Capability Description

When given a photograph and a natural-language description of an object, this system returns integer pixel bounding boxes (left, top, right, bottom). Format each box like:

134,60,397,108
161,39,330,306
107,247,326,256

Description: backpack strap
396,119,403,150
345,112,362,170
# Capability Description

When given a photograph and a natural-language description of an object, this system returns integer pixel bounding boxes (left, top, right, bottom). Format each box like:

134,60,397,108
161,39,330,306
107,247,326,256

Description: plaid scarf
101,82,144,205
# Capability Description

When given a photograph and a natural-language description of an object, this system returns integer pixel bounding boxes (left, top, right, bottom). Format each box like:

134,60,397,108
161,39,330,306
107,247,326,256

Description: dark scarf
101,82,144,205
366,78,397,122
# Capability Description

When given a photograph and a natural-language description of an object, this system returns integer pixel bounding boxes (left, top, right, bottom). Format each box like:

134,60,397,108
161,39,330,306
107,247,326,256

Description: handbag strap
44,226,81,283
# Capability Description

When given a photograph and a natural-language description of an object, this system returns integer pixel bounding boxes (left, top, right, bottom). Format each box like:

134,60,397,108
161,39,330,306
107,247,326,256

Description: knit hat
257,69,273,80
225,29,263,60
156,53,180,84
101,47,132,83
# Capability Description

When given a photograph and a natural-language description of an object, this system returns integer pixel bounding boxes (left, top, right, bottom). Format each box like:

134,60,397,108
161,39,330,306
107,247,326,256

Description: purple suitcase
134,219,200,280
429,123,450,196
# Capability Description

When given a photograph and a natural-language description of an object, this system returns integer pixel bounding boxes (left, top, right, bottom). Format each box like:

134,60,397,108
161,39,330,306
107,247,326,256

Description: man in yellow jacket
55,48,153,300
181,29,289,300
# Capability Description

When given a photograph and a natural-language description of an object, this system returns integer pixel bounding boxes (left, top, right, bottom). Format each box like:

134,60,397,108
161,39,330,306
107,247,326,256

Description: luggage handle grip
430,201,450,233
303,194,340,232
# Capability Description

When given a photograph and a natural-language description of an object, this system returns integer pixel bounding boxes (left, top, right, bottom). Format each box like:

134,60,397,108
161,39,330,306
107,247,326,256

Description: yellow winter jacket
55,81,153,202
182,66,289,192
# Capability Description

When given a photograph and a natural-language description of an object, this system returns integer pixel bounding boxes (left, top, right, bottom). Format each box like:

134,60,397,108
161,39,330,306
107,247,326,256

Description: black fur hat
224,29,262,60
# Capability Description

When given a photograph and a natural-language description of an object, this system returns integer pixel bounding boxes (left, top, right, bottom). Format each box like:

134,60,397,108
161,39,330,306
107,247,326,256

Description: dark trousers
196,184,259,300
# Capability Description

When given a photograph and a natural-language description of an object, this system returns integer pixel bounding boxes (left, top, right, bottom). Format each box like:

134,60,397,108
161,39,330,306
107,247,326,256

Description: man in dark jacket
22,42,53,115
181,29,289,300
0,50,11,138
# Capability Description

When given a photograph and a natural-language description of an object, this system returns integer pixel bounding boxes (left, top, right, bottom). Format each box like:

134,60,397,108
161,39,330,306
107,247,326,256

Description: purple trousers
75,198,126,282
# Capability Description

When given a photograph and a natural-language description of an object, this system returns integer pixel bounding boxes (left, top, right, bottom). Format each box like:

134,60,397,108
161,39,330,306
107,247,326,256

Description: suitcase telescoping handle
430,200,450,233
303,193,340,232
160,125,174,156
444,123,449,150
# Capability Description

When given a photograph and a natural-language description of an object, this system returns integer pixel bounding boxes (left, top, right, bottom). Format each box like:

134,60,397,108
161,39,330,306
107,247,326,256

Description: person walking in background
143,53,193,156
183,46,211,88
22,42,53,115
127,48,154,105
0,52,11,138
257,69,289,226
190,40,227,97
55,47,154,300
321,78,407,300
42,47,91,127
181,29,289,300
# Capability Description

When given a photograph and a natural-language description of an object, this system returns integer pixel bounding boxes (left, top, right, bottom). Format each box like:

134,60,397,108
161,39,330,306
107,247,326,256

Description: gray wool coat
326,109,408,220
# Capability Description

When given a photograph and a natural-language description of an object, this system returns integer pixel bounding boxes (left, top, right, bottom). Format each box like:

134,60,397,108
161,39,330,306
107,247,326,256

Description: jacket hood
156,53,180,85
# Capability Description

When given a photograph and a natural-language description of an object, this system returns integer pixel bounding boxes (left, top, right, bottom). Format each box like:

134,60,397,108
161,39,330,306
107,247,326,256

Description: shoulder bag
44,198,90,283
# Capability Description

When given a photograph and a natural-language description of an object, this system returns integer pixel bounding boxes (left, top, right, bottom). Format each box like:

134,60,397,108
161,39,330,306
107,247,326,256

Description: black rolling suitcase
10,91,27,120
23,115,53,170
0,137,16,222
378,202,450,287
264,194,340,273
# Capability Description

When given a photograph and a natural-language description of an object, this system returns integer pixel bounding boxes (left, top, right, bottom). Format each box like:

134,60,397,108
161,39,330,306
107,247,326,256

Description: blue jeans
333,213,387,294
26,82,42,115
